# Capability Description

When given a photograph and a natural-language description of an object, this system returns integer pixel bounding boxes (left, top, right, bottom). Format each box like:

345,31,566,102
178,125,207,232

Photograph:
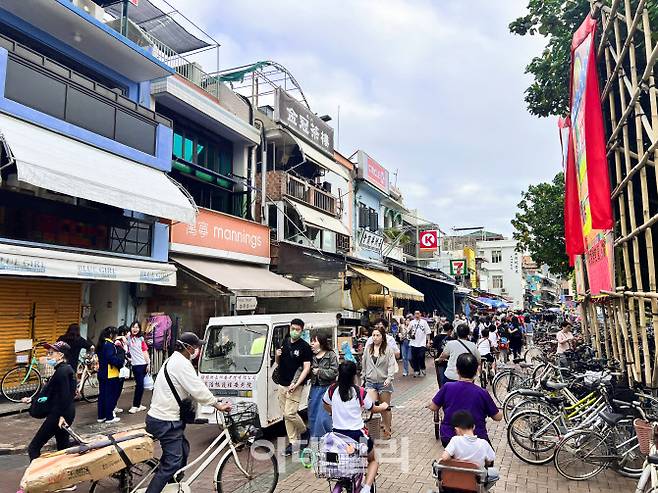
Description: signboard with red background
357,150,389,193
419,230,439,251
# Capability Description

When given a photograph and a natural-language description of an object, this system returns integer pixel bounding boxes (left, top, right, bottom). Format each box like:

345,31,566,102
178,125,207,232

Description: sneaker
402,372,408,377
129,405,147,414
96,418,106,423
55,487,77,492
413,372,420,378
420,370,426,377
114,407,124,414
281,444,293,457
106,417,121,424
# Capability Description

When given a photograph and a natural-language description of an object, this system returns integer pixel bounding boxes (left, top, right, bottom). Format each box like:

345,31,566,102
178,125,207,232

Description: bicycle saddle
649,455,658,465
518,362,533,369
543,381,569,391
599,410,626,426
513,358,525,364
515,389,544,398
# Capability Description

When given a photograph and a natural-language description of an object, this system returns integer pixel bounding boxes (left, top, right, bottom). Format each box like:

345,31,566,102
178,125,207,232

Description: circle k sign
419,230,439,250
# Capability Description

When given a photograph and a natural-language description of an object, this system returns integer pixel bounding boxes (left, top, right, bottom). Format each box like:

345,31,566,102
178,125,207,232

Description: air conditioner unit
105,18,154,49
73,0,106,22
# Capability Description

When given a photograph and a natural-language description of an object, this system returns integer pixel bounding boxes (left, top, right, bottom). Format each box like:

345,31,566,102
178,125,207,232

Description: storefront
148,208,313,336
388,261,456,319
348,265,424,313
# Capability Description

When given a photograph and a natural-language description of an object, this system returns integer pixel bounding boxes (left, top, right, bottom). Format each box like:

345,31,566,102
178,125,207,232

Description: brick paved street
0,362,637,492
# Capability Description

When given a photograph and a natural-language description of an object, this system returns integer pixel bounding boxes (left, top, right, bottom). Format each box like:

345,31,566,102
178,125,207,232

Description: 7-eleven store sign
450,259,467,276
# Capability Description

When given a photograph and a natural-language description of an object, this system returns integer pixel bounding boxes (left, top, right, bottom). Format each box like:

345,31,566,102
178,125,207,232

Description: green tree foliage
510,0,658,117
509,0,591,117
512,172,571,276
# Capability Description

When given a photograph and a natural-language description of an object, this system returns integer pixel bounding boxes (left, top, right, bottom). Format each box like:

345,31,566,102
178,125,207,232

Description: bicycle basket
226,402,260,442
634,419,656,455
314,451,368,479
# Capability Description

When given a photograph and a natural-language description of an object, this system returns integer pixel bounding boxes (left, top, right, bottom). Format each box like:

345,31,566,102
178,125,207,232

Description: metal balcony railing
283,173,337,215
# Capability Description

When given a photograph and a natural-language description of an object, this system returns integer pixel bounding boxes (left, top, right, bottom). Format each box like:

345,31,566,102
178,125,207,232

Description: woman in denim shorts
361,327,397,439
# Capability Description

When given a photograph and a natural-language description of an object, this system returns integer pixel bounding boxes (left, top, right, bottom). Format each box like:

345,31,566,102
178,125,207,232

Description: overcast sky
168,0,562,237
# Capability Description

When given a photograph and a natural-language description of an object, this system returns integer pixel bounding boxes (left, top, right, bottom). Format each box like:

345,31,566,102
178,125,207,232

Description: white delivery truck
196,313,337,427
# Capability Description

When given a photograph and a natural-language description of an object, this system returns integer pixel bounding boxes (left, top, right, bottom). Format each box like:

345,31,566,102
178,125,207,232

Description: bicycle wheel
216,443,279,493
502,389,533,423
434,409,442,441
614,420,646,478
479,366,488,388
524,346,543,364
1,366,42,402
507,410,561,465
89,459,158,493
81,372,99,403
492,370,520,405
553,430,610,481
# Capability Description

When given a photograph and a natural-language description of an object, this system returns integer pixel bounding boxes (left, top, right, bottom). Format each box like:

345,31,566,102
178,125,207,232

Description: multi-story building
523,256,561,310
0,0,200,372
477,239,524,310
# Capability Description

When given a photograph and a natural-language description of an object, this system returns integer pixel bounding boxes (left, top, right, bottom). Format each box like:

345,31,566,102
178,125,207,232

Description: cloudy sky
167,0,562,237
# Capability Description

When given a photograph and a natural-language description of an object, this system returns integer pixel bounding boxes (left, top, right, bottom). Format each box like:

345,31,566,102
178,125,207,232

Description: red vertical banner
566,15,615,296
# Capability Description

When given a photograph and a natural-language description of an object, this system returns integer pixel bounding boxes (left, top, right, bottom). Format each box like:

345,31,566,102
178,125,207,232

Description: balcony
0,34,171,157
265,171,338,216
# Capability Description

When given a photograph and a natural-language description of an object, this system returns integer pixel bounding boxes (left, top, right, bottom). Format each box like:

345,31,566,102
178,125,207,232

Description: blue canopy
477,297,509,309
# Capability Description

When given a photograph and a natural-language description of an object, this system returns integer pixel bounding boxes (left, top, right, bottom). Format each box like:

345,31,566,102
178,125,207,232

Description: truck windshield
199,324,268,374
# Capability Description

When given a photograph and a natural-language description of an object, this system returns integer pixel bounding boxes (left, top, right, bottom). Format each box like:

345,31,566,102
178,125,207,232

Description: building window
491,250,502,263
4,57,157,155
336,233,350,253
322,230,336,253
358,203,379,231
492,275,504,289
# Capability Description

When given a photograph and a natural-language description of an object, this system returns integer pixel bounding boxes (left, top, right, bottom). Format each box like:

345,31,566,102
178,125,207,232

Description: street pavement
0,362,637,492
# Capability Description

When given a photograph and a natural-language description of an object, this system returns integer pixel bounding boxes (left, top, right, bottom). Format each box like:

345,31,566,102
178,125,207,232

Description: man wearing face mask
145,332,231,493
24,340,76,462
275,318,312,456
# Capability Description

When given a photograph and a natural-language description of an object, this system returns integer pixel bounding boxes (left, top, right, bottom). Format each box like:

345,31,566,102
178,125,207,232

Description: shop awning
286,199,350,236
0,243,176,286
0,113,197,224
288,133,349,181
351,266,424,301
171,255,313,298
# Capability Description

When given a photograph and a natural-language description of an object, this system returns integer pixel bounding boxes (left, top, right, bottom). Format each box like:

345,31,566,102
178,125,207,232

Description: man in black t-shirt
275,318,312,456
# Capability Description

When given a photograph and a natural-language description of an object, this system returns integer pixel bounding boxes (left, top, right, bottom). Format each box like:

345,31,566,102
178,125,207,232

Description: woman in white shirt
127,321,151,414
323,361,389,493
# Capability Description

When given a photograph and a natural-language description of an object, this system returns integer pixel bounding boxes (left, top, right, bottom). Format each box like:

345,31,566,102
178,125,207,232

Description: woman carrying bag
24,341,76,460
126,321,151,414
96,326,124,424
308,331,338,438
362,326,397,439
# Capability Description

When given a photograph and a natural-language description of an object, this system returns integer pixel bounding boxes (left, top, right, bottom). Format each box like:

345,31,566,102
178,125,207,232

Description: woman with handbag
308,331,338,438
126,320,151,414
96,326,124,424
362,326,397,439
145,332,231,493
24,341,76,460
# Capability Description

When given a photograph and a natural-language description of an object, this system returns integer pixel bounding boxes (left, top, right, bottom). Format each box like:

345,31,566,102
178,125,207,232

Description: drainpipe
120,0,130,37
254,119,268,225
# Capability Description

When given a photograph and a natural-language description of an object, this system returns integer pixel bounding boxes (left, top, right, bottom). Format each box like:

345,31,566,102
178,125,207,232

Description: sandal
382,430,392,440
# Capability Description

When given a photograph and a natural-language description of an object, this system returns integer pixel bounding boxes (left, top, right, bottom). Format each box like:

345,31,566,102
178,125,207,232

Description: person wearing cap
145,332,231,493
25,341,76,460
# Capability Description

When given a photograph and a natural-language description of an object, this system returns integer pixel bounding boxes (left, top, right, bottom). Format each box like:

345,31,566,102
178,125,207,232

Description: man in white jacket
145,332,231,493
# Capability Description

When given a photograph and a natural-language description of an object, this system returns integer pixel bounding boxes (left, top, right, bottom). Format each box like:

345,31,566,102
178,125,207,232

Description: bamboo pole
606,301,622,364
625,0,653,383
589,302,602,356
615,298,639,382
612,6,643,381
640,6,658,385
600,302,613,360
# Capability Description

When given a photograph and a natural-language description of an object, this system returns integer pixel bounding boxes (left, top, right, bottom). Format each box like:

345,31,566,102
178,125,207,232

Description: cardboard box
20,430,154,493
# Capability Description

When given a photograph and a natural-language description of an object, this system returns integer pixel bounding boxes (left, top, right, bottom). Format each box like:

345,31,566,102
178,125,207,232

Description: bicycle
76,352,99,403
479,358,495,389
303,406,392,492
89,402,279,493
633,414,658,493
1,340,52,402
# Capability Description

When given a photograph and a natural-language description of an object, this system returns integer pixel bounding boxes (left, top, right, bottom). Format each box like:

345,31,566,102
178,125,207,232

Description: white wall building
477,239,524,310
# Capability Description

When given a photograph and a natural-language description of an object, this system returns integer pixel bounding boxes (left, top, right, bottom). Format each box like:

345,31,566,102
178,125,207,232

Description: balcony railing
265,171,338,216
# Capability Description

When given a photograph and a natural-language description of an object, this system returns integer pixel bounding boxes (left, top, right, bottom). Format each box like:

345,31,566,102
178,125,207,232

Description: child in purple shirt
428,353,502,447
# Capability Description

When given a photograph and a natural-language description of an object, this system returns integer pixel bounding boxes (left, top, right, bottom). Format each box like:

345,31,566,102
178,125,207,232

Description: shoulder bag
457,339,476,358
29,386,52,419
163,361,197,424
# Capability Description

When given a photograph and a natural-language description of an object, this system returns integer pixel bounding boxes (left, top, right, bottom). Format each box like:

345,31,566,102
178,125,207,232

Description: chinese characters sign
569,17,614,296
356,150,390,193
171,208,270,260
274,88,334,156
359,230,384,252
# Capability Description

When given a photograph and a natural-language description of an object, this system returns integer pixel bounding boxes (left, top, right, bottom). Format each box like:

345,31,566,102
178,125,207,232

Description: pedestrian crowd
16,308,554,493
